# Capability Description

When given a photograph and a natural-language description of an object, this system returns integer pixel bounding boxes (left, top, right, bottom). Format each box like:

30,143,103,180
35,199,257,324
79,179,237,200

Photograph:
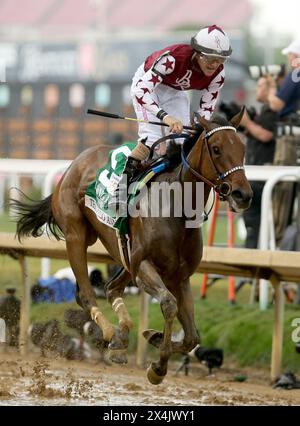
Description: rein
181,125,245,199
147,133,191,160
144,126,245,221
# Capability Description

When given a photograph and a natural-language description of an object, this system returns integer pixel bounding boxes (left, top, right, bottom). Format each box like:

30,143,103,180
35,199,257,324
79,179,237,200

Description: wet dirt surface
0,352,299,406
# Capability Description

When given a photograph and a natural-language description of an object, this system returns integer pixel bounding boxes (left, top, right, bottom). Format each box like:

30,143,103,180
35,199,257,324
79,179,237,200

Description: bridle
181,125,245,200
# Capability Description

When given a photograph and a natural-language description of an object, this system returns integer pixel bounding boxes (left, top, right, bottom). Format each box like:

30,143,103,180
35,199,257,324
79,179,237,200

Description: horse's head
193,108,253,212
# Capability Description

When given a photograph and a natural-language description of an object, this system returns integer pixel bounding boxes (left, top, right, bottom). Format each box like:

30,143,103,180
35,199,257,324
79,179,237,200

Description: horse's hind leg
136,260,178,385
105,267,133,364
63,220,115,342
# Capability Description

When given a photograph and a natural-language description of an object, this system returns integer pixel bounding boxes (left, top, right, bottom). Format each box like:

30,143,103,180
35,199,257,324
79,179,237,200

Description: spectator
268,39,300,245
268,39,300,119
234,76,277,294
0,287,20,346
240,76,277,249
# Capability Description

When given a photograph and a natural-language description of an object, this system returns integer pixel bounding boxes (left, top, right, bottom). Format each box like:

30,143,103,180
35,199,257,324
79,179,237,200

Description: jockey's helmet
191,25,232,58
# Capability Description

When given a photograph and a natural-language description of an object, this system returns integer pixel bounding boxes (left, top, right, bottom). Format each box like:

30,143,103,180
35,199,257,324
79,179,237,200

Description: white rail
259,169,300,310
1,160,300,303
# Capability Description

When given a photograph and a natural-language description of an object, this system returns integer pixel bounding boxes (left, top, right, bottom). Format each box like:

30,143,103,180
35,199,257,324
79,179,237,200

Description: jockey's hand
163,115,183,134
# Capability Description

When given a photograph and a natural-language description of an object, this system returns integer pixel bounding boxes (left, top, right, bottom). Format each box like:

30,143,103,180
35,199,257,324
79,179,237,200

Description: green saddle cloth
85,142,151,235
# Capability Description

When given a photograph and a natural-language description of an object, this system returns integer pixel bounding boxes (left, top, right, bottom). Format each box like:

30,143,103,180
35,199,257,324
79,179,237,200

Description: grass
0,212,299,372
0,211,18,233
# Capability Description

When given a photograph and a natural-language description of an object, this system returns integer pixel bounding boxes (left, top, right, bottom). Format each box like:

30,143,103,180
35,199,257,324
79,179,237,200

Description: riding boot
108,156,141,212
108,139,150,212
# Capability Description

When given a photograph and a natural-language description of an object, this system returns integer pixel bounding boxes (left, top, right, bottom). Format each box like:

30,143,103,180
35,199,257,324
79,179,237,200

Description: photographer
240,76,277,249
268,40,300,118
268,40,300,245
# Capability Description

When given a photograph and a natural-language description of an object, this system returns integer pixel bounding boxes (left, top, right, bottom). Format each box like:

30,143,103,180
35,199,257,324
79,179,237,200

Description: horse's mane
211,113,231,126
165,113,231,167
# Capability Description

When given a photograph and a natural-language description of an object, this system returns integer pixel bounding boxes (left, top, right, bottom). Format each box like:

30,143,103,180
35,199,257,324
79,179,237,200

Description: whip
87,108,194,131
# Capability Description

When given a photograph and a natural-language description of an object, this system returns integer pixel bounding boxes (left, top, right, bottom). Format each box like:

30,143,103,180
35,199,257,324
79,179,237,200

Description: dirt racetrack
0,352,299,406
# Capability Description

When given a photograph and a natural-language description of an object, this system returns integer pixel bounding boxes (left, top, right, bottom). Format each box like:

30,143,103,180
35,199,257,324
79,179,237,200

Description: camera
249,64,286,79
287,112,300,126
219,101,256,123
277,112,300,137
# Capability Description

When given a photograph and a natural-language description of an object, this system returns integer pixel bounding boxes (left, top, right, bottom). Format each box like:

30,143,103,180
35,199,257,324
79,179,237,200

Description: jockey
110,25,232,207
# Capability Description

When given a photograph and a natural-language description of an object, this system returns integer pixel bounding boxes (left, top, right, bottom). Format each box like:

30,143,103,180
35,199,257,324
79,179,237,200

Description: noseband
181,126,245,199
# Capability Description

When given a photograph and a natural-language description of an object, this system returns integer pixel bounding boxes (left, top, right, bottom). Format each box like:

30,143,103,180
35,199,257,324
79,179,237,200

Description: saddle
131,132,199,186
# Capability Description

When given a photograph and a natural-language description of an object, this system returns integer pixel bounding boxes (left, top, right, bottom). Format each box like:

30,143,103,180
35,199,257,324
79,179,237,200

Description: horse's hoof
108,348,128,364
143,329,163,348
147,364,165,385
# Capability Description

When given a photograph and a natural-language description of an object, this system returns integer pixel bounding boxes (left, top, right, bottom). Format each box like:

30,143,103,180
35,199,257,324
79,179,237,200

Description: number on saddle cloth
84,142,168,234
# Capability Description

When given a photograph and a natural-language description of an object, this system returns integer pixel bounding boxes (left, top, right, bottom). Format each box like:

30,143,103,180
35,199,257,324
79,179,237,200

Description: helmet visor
191,36,232,58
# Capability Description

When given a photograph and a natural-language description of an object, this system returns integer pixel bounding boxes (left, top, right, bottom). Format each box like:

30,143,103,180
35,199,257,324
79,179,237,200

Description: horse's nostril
231,189,243,201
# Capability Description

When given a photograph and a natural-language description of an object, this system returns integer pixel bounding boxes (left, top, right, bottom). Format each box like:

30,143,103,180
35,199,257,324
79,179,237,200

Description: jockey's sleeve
131,53,176,119
196,69,225,120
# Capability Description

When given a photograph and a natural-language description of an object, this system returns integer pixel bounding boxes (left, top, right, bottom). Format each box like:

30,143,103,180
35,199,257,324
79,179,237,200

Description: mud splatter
123,383,143,391
0,353,299,406
65,369,94,399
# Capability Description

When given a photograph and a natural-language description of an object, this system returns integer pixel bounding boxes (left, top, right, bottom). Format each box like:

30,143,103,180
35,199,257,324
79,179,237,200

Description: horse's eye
212,146,220,155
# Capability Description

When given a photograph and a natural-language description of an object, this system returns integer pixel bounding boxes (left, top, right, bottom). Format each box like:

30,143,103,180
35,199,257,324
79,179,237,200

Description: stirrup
116,156,141,189
123,156,142,181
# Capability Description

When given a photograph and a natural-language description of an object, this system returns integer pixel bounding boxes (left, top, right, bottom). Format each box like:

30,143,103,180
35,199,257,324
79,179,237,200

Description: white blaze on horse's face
226,164,253,212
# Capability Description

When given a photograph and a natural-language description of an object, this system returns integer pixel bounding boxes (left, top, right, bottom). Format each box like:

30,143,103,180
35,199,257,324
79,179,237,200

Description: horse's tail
10,190,64,241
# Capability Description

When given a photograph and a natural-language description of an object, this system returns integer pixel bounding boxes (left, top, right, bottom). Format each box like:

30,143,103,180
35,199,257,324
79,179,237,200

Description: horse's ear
197,114,214,132
230,106,246,129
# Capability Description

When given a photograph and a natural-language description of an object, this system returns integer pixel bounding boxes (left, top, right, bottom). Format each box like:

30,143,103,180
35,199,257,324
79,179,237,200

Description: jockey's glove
163,115,183,134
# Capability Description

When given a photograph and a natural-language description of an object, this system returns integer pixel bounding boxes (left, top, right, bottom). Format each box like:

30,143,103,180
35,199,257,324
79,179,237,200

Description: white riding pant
130,64,191,149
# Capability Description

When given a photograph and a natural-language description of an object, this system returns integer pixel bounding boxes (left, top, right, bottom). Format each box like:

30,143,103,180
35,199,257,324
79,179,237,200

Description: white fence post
0,318,6,343
259,169,300,310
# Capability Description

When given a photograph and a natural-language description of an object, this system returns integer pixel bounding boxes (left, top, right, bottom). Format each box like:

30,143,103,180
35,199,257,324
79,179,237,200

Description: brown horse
11,109,252,384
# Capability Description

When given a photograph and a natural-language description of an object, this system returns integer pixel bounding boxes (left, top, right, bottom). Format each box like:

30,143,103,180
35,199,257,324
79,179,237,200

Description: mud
0,353,299,406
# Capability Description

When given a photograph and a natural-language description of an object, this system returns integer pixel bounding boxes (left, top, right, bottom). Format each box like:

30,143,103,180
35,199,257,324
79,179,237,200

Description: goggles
199,54,228,65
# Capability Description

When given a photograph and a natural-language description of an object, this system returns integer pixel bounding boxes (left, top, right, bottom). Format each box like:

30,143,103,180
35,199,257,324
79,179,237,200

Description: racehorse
11,109,252,384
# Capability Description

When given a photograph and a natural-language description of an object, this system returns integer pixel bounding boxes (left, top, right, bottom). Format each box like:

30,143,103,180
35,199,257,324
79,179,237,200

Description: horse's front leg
136,260,178,385
143,279,200,353
105,267,133,364
172,278,200,352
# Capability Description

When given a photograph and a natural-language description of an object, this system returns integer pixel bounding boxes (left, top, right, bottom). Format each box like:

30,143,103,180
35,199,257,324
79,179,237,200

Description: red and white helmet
191,25,232,58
